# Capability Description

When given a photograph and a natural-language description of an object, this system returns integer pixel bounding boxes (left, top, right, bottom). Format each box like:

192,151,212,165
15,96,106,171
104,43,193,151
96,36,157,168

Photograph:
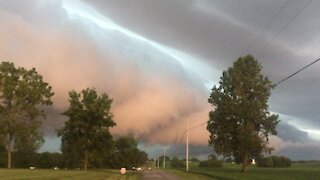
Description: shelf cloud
1,0,320,160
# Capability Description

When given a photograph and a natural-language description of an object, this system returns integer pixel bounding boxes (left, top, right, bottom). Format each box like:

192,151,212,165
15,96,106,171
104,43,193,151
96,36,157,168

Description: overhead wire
242,0,291,56
171,0,315,156
256,0,313,56
275,58,320,86
174,0,314,135
188,120,207,131
183,57,320,130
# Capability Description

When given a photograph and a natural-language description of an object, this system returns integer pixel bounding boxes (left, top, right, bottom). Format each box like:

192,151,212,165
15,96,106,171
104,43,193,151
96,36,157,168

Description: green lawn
2,163,320,180
0,169,141,180
165,162,320,180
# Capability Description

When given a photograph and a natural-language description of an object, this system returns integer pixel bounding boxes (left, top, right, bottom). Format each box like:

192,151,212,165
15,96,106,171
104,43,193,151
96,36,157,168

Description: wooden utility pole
186,118,189,173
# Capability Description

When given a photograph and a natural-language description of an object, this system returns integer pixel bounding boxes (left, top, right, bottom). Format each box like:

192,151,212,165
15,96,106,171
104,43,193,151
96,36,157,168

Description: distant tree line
0,61,148,170
199,154,223,168
168,154,223,168
257,156,291,168
170,157,185,168
0,137,147,169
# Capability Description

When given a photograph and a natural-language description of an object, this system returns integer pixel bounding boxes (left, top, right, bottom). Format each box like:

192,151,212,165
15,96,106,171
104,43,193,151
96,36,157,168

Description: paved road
142,169,179,180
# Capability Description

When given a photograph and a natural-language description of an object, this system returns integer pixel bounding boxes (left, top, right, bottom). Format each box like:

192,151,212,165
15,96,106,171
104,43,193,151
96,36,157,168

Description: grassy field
165,162,320,180
2,162,320,180
0,168,141,180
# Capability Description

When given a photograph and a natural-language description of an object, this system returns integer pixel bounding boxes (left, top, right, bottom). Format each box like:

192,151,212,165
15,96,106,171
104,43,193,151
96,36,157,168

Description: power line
178,0,313,138
171,120,207,145
275,57,320,86
188,121,207,131
242,0,291,56
185,58,320,128
256,0,313,56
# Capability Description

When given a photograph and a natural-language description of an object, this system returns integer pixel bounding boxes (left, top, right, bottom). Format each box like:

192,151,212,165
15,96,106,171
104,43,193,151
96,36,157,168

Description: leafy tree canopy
58,88,115,170
207,55,279,172
0,61,54,168
110,136,148,169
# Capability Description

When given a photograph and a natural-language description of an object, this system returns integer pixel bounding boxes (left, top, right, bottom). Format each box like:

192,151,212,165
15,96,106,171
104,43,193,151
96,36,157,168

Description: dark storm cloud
275,145,320,160
1,0,320,159
167,144,211,159
276,121,310,143
0,0,211,147
85,0,320,129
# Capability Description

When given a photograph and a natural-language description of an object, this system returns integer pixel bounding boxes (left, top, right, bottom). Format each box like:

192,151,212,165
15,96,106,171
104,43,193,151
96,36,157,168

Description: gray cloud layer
1,0,320,160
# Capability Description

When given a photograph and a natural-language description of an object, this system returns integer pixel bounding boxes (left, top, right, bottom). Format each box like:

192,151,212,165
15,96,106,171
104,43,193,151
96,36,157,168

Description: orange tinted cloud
0,3,211,146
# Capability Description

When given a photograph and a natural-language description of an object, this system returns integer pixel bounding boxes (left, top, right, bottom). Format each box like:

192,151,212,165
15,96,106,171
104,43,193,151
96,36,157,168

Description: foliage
157,155,170,166
0,143,6,167
109,136,148,169
57,88,115,170
257,156,291,168
191,157,200,162
225,157,234,162
0,61,54,168
208,154,218,160
170,157,185,168
207,55,279,172
12,150,38,168
37,152,64,168
199,159,223,168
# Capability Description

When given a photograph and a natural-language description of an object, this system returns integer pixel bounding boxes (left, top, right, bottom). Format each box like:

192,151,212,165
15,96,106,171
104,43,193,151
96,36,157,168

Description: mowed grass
166,162,320,180
0,168,141,180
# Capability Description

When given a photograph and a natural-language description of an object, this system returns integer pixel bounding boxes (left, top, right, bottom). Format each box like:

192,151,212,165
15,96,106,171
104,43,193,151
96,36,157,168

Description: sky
0,0,320,160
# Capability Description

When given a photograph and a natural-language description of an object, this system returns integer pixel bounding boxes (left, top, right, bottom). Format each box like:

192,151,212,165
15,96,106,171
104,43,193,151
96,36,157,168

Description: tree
199,159,223,168
0,62,54,169
207,55,279,172
38,152,64,168
0,140,6,167
225,157,233,163
157,155,170,167
110,136,148,168
208,153,218,160
190,157,200,162
257,156,291,168
171,157,185,168
58,88,115,171
116,136,137,152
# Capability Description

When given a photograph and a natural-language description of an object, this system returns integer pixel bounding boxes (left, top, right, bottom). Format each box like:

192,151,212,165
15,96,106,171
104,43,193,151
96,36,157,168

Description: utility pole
157,157,160,170
186,118,189,173
163,147,166,169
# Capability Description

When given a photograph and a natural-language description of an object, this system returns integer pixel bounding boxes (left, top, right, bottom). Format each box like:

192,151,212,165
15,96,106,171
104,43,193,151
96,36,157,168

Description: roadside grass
165,169,212,180
166,162,320,180
0,168,141,180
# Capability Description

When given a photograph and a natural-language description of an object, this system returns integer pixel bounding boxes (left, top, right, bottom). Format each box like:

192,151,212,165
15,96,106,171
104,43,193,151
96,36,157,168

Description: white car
137,167,142,171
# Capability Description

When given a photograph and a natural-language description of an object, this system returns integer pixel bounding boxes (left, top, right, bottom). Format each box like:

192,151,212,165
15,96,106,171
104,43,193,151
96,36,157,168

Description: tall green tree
0,61,53,169
207,55,279,172
58,88,115,171
110,136,148,168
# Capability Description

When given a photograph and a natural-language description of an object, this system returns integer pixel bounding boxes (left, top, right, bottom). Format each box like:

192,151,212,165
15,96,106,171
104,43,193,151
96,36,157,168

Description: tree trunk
84,149,88,171
241,152,248,173
7,133,13,169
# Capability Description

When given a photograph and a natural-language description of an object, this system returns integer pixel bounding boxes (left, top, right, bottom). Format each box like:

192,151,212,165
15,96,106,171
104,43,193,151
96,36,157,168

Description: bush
171,157,185,168
257,156,291,168
225,157,234,163
199,159,223,168
191,157,200,162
